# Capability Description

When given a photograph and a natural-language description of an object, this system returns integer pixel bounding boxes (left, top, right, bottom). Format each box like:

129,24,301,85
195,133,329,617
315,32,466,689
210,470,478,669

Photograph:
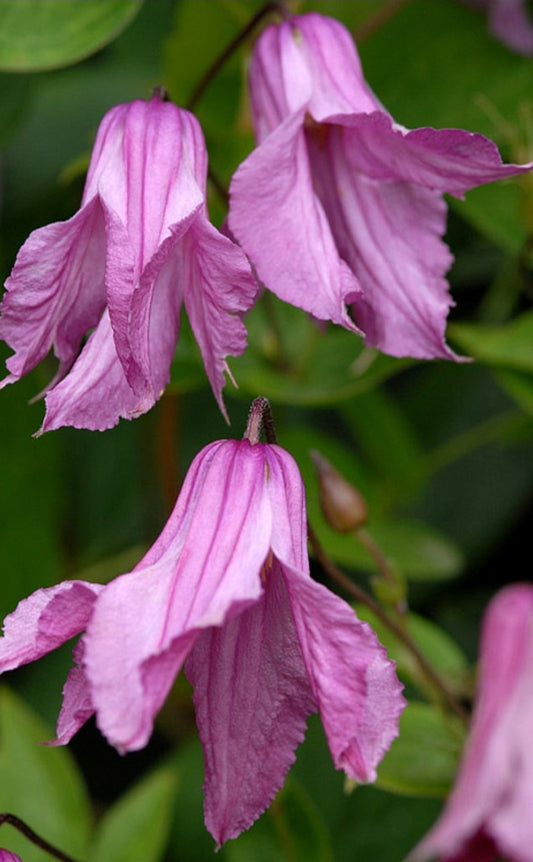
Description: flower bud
310,449,368,532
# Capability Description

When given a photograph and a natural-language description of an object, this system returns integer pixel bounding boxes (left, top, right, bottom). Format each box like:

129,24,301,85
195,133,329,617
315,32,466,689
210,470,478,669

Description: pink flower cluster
0,7,532,852
0,13,530,431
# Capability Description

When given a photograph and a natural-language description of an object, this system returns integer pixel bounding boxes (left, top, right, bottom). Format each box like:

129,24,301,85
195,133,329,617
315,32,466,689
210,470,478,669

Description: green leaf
377,702,465,798
226,777,333,862
355,607,472,698
0,687,91,862
449,312,533,372
230,297,411,407
0,0,143,71
88,763,178,862
282,427,464,581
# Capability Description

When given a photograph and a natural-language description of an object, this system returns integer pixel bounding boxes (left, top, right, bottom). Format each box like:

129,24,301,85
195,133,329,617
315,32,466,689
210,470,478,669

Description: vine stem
306,523,470,726
186,1,291,112
0,814,80,862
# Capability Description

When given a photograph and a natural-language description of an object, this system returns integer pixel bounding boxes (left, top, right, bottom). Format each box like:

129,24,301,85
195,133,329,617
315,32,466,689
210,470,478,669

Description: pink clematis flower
0,413,404,846
229,12,532,361
0,93,257,431
409,583,533,862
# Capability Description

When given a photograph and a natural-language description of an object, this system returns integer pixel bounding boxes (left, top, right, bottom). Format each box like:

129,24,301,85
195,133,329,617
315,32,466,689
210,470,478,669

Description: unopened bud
310,449,368,532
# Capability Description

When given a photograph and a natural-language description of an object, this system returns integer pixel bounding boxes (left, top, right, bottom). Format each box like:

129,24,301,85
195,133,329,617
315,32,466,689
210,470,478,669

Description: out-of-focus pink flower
409,583,533,862
0,435,404,846
0,851,23,862
465,0,533,55
229,12,532,362
0,93,257,431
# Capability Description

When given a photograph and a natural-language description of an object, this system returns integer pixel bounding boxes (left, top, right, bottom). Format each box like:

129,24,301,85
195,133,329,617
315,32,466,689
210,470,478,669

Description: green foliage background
0,1,532,860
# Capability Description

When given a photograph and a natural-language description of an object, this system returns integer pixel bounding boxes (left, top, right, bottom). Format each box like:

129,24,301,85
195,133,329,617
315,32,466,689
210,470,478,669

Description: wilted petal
0,581,102,672
84,440,272,751
284,569,404,783
186,562,316,846
229,112,362,332
0,199,106,386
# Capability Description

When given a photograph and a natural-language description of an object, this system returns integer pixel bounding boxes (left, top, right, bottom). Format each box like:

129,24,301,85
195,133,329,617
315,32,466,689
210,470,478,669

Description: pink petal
0,851,24,862
410,585,533,862
0,581,102,672
84,440,272,752
229,112,362,332
0,198,106,386
334,112,533,197
307,124,459,360
41,309,144,432
186,561,316,846
181,216,258,418
51,640,95,745
489,0,533,55
284,569,405,783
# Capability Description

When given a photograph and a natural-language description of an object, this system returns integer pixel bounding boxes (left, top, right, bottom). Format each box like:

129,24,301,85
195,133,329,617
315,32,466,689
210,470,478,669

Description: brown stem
354,0,409,43
307,523,469,725
0,814,80,862
186,1,291,112
244,396,277,445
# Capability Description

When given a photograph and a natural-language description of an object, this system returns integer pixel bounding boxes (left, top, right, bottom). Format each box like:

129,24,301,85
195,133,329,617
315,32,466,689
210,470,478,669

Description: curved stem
0,814,80,862
307,523,469,725
186,1,291,112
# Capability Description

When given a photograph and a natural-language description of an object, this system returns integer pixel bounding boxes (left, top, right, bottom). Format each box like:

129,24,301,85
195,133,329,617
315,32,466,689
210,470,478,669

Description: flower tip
310,449,368,532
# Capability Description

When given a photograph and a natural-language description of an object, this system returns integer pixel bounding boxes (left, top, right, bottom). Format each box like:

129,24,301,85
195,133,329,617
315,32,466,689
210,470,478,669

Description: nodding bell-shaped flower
229,12,532,362
0,92,257,431
0,402,404,846
409,583,533,862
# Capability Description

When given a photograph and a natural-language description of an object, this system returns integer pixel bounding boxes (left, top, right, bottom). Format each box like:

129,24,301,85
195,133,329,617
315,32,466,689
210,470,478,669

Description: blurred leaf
495,368,533,415
0,687,90,862
230,298,411,406
0,1,144,71
226,777,333,862
377,702,465,798
450,312,533,372
282,426,464,581
88,763,178,862
355,606,472,697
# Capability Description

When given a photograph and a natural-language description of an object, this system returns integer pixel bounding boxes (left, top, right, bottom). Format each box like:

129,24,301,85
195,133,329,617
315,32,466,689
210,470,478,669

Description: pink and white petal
186,562,316,846
126,210,200,398
283,569,404,783
0,198,106,386
86,97,207,271
181,215,258,417
0,581,102,673
51,640,95,745
229,112,362,333
265,445,309,573
41,309,144,432
85,440,272,751
309,125,460,360
332,112,532,196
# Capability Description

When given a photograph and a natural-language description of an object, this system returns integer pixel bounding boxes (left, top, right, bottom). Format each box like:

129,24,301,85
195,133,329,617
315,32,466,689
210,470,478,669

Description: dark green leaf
0,1,144,71
377,702,465,798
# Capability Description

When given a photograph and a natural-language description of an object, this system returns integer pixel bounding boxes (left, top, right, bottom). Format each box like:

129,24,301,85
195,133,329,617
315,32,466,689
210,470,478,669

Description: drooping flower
0,416,404,845
409,583,533,862
0,93,257,431
229,12,532,362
